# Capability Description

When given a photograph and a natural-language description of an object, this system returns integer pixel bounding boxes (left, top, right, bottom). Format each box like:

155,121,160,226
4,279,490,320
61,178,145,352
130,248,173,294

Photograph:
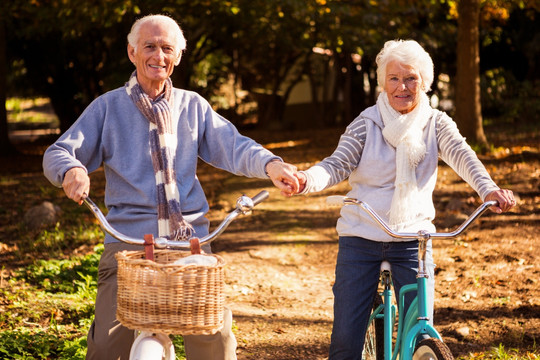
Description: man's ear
127,44,136,63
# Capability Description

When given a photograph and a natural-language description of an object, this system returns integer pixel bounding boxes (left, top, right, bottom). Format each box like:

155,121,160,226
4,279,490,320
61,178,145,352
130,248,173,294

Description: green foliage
0,243,188,358
5,98,59,130
0,247,102,358
3,0,538,131
15,246,101,293
481,69,540,126
171,336,187,359
0,327,87,360
16,217,104,257
463,343,540,359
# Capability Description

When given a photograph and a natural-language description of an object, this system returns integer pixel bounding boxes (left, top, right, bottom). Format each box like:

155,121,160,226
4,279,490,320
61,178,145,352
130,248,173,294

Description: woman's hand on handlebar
62,167,90,205
484,189,516,214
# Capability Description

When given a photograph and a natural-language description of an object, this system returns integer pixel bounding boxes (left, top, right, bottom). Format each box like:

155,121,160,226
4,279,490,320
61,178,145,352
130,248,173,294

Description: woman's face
383,60,423,114
127,22,179,97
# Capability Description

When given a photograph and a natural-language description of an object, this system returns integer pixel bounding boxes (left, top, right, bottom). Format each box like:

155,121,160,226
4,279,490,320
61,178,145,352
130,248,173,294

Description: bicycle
82,190,269,360
326,195,498,360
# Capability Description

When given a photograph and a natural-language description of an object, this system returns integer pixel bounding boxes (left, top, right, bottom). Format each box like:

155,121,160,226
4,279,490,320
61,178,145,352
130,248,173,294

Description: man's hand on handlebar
62,167,90,205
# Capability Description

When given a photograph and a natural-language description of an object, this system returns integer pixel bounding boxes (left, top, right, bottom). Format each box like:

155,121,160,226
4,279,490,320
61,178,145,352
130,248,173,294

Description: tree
6,0,139,132
455,0,488,147
2,0,537,145
0,14,18,155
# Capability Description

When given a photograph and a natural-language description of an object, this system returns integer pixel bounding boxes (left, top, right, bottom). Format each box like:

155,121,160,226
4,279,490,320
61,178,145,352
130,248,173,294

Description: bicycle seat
380,261,391,272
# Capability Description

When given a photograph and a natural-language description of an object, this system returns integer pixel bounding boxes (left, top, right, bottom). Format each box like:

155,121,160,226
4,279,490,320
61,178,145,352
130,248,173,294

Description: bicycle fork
383,271,394,360
373,267,396,360
399,235,443,359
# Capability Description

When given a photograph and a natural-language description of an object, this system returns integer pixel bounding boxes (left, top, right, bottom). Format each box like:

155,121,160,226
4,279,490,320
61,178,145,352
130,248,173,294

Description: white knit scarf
377,91,431,229
125,71,194,241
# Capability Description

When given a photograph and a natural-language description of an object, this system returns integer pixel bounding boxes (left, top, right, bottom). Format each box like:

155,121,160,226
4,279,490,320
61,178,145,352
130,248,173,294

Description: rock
23,201,62,230
456,326,470,338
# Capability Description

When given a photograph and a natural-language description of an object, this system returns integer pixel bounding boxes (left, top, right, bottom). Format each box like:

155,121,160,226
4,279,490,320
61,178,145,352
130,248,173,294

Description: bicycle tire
362,293,384,360
413,338,454,360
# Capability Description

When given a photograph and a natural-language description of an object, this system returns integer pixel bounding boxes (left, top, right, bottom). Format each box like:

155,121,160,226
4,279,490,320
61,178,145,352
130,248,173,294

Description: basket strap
143,234,155,260
190,238,201,254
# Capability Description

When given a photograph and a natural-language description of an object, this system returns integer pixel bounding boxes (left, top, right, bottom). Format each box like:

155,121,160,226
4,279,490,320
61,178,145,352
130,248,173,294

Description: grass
0,242,187,359
0,246,101,359
462,343,539,359
6,97,59,130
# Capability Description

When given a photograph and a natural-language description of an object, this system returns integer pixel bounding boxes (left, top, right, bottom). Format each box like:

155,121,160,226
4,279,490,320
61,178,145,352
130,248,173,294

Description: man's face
127,22,180,95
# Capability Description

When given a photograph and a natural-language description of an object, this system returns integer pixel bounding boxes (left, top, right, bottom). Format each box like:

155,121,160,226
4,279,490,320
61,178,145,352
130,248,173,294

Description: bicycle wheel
362,294,384,360
413,338,454,360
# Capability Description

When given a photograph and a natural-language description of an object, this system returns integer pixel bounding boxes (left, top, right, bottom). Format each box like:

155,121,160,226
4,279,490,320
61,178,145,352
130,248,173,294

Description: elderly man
43,14,298,360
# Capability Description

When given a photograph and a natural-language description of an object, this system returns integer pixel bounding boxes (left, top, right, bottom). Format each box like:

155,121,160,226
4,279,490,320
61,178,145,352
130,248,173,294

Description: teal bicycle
327,196,497,360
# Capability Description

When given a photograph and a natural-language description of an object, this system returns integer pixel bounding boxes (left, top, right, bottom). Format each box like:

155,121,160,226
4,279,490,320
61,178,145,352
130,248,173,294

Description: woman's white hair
127,14,186,66
376,39,434,92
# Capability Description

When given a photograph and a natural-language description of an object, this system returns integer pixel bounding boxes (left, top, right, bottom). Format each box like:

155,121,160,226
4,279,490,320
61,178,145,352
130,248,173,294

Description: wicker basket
115,249,225,335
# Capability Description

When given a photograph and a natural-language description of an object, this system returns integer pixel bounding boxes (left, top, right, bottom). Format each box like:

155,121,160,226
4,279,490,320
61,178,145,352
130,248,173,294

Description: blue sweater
43,86,278,244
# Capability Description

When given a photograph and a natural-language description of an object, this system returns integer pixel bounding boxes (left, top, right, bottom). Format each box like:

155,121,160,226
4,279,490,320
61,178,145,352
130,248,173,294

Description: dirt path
214,184,343,359
1,126,538,359
197,128,540,359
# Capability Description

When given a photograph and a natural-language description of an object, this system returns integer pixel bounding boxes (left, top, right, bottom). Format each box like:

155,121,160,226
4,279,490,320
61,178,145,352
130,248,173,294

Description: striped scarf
125,71,194,240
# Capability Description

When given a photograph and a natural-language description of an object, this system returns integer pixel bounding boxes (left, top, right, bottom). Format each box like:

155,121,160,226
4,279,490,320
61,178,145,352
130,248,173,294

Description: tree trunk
0,18,18,156
455,0,488,148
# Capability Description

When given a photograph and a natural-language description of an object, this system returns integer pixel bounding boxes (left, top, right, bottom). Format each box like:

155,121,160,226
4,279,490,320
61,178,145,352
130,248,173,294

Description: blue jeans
329,237,435,360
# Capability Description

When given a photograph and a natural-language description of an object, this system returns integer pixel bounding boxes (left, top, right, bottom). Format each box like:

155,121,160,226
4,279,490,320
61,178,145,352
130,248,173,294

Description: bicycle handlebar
326,195,497,240
83,190,270,249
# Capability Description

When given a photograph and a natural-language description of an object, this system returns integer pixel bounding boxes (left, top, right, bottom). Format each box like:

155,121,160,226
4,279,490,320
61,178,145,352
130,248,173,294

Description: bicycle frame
327,196,497,360
371,273,443,360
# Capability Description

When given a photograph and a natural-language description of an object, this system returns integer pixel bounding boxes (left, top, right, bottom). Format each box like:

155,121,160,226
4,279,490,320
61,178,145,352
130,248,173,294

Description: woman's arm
437,112,515,213
298,117,367,194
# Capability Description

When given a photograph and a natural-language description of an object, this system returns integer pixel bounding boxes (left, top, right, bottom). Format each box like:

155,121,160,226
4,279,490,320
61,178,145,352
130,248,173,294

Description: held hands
265,160,301,197
295,171,307,194
62,167,90,205
485,189,516,213
265,160,308,197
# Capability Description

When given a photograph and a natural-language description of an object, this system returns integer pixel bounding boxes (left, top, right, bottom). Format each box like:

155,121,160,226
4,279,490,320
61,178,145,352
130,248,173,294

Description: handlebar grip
326,195,346,206
251,190,270,206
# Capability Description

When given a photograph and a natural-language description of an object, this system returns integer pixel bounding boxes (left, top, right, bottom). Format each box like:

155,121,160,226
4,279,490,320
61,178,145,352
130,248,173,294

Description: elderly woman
43,14,298,360
294,39,515,358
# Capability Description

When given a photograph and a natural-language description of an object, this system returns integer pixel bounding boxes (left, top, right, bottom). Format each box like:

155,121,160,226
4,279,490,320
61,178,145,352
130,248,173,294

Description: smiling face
127,21,180,99
383,60,423,114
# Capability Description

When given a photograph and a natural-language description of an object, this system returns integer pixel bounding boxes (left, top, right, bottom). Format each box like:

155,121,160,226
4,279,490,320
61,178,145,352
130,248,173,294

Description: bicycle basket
115,249,225,335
